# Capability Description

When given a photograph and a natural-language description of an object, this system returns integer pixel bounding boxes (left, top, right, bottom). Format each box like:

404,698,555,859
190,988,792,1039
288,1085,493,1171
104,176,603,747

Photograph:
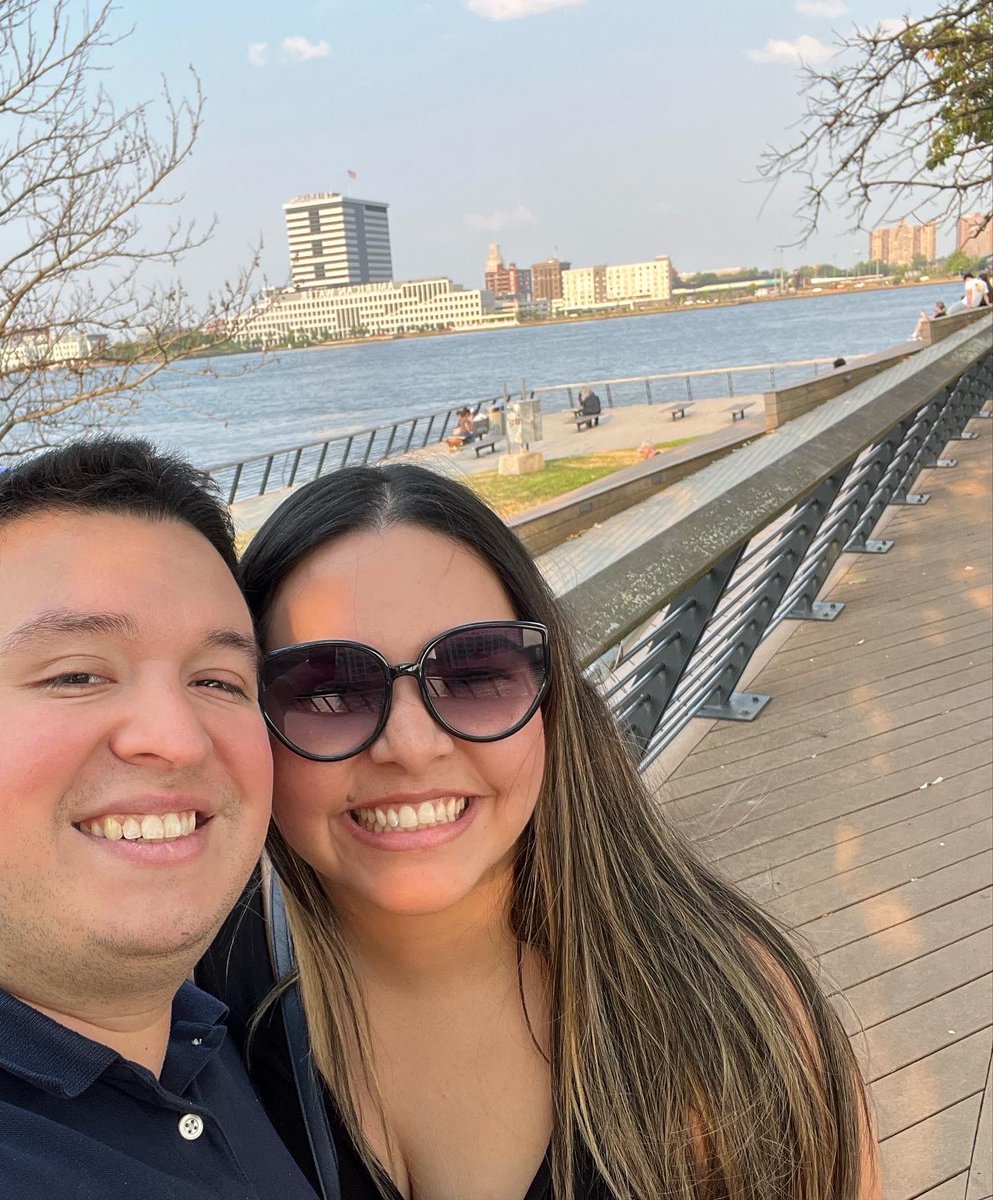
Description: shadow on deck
658,418,992,1198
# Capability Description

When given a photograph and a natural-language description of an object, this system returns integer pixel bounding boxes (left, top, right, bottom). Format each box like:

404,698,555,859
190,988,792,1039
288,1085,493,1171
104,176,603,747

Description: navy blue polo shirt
0,981,320,1200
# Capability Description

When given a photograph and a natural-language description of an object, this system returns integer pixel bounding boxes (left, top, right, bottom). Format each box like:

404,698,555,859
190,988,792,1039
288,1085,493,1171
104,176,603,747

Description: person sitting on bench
445,407,477,450
576,388,601,426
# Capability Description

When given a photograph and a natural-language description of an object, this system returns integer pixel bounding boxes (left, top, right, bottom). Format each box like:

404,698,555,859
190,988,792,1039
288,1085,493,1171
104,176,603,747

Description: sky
93,0,946,299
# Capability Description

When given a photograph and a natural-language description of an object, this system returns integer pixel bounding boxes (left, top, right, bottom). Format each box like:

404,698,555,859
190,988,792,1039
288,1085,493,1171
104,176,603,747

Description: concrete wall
764,307,992,431
509,425,759,556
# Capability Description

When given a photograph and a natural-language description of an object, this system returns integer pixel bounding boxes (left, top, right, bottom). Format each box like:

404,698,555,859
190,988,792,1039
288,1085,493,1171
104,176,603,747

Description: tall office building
531,257,570,302
283,192,393,289
956,213,993,259
868,219,938,266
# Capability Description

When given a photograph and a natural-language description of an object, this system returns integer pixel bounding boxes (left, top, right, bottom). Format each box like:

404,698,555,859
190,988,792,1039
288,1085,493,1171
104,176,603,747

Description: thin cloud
464,205,535,231
247,42,268,68
794,0,848,17
466,0,582,21
869,16,908,36
747,35,835,64
282,36,331,62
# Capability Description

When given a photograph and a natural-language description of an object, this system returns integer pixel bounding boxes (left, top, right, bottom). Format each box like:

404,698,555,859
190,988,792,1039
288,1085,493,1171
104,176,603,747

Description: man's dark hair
0,436,238,575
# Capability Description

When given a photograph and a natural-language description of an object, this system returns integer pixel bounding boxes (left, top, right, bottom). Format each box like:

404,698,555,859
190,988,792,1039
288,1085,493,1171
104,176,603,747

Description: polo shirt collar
0,981,228,1100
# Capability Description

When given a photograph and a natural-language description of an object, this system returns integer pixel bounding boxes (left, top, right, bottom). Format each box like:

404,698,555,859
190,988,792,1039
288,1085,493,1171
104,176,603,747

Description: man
0,438,319,1199
962,271,990,308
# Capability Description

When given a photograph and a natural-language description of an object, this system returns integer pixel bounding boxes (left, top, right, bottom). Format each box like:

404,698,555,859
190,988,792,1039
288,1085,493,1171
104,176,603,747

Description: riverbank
179,276,964,362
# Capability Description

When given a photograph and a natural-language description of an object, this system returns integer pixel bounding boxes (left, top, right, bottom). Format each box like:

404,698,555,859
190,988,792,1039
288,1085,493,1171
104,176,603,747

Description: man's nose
108,677,213,768
366,676,455,769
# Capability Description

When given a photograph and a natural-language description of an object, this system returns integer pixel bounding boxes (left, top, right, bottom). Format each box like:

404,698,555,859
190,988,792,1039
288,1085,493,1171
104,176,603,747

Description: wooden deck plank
668,704,993,801
678,677,992,781
759,821,992,925
694,742,992,861
966,1057,992,1200
870,1029,992,1140
665,414,993,1193
880,1094,984,1200
717,766,993,884
799,852,992,954
916,1176,968,1200
839,929,993,1033
819,890,993,990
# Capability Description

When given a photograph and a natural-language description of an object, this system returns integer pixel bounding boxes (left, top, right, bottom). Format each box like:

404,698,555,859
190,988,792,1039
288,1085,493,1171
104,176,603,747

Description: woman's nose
366,676,456,768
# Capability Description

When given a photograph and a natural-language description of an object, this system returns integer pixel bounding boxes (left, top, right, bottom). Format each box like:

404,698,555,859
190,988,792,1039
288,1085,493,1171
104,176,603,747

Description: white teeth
141,815,165,841
80,811,197,842
352,798,470,833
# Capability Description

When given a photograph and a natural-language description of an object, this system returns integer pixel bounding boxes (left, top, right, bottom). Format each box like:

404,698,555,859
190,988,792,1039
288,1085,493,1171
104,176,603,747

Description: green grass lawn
468,438,698,518
235,437,698,552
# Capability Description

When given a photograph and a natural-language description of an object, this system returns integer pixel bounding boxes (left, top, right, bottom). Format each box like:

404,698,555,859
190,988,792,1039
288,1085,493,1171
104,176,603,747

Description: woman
203,463,879,1200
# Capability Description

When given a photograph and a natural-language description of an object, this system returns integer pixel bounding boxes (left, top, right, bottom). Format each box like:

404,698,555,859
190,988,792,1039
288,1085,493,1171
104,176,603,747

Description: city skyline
93,1,977,303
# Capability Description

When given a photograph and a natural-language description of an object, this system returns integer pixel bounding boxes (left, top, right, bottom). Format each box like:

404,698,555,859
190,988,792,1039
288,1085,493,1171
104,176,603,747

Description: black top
0,979,319,1200
198,875,607,1200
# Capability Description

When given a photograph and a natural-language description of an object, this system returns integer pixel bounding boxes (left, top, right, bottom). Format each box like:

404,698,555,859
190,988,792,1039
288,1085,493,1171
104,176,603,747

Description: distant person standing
962,271,990,308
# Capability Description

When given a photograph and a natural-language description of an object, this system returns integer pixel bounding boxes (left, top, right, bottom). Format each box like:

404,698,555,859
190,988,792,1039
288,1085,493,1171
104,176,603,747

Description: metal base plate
932,458,958,468
977,410,993,419
952,431,980,440
785,599,845,622
891,493,930,505
847,538,893,554
698,692,771,722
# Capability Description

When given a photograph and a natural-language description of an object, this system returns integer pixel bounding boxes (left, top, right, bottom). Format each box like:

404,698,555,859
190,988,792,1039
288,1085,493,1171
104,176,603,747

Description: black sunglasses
260,621,551,762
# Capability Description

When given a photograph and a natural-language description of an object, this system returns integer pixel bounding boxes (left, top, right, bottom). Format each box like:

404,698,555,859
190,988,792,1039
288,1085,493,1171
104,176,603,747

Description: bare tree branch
0,0,263,458
758,0,993,244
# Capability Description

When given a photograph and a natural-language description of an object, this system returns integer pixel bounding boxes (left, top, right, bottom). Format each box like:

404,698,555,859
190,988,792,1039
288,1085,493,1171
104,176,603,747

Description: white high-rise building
283,192,393,289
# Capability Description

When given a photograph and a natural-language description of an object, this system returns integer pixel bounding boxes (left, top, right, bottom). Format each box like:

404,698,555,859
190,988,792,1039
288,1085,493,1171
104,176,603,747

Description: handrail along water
541,319,992,769
209,357,840,505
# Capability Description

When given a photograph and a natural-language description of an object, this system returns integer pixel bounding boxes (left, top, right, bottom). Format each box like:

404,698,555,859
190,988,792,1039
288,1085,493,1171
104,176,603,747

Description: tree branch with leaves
0,0,262,458
759,0,992,243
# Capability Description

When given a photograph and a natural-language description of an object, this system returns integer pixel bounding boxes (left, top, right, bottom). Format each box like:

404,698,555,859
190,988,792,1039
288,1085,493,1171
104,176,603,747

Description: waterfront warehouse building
284,192,394,289
237,277,510,344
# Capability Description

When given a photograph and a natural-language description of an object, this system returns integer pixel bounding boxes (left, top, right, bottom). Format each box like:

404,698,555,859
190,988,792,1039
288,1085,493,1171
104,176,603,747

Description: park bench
726,401,754,422
569,411,600,431
471,435,502,457
664,401,695,420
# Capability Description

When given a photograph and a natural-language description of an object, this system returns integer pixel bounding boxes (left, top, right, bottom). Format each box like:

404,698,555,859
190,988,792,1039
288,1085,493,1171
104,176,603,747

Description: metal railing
544,320,992,770
209,357,840,506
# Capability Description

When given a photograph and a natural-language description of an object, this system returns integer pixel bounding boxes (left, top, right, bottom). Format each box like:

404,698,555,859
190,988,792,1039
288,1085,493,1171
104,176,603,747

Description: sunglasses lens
423,624,547,739
262,644,388,759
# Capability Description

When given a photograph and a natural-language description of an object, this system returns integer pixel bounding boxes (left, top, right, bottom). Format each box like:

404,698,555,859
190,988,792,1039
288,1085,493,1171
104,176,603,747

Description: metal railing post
227,463,243,505
615,548,743,758
258,456,274,496
697,469,851,720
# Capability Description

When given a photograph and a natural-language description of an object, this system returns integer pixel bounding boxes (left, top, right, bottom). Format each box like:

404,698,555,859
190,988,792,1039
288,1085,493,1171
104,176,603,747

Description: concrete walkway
229,392,765,535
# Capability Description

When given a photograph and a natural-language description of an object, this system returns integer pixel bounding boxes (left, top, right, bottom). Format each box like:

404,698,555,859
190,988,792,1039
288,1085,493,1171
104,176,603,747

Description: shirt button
178,1113,204,1141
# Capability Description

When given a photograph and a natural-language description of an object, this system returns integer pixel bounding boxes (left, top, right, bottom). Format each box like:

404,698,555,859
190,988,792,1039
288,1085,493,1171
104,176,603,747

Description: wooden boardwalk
660,415,993,1198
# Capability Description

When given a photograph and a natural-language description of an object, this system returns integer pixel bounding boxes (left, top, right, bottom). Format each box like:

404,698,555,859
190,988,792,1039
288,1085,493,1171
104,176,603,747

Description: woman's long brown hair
241,462,873,1199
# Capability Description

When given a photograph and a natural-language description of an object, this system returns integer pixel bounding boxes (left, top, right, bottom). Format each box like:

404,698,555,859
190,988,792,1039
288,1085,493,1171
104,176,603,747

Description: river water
120,283,963,468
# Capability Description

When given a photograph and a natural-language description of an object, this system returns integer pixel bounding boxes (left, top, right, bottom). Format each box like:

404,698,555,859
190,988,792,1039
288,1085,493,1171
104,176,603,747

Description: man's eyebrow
203,628,262,671
0,610,138,656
